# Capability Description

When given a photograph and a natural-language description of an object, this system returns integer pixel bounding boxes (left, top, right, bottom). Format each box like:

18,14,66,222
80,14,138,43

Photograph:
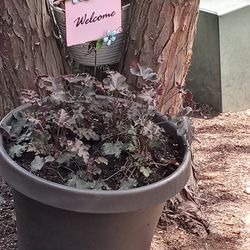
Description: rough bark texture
122,0,200,114
122,0,209,236
161,166,210,237
0,0,64,117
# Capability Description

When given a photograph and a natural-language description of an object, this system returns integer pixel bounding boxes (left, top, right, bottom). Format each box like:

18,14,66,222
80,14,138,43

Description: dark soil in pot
6,111,182,191
13,135,181,191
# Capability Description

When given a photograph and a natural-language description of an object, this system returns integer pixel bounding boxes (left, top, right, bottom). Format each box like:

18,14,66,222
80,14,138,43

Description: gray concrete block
187,0,250,112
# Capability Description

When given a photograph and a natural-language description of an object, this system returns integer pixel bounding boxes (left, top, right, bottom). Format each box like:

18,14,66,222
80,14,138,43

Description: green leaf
31,130,51,145
149,139,162,149
96,39,103,49
28,130,51,154
130,63,160,82
87,164,102,176
57,109,70,127
9,144,28,158
126,143,136,153
119,178,138,190
140,166,152,177
132,154,145,163
128,126,136,136
67,139,90,163
67,172,110,190
38,76,66,104
102,141,124,158
77,128,100,141
95,157,109,165
17,131,32,144
103,72,128,92
56,152,74,166
20,89,42,106
10,112,27,136
31,156,45,172
92,180,111,190
30,155,55,172
45,156,55,162
140,120,159,140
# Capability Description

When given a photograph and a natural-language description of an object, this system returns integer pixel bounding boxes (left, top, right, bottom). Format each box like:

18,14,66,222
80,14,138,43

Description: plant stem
57,171,65,181
112,90,119,126
159,91,180,110
94,50,97,77
104,169,123,181
56,127,60,147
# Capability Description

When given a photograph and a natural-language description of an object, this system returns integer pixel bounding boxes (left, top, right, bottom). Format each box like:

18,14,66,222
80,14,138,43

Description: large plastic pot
0,105,191,250
48,0,130,66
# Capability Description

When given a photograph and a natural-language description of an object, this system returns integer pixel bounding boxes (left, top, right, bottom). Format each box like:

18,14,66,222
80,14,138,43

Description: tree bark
122,0,210,236
122,0,200,114
0,0,64,117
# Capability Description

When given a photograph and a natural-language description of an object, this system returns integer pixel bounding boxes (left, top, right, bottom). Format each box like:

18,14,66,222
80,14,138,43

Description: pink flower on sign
65,0,122,47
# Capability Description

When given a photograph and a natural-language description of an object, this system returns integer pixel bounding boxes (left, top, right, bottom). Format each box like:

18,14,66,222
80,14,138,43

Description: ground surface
0,109,249,250
152,109,250,250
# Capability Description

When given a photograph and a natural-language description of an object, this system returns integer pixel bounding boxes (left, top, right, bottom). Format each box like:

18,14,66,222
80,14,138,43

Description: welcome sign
65,0,122,46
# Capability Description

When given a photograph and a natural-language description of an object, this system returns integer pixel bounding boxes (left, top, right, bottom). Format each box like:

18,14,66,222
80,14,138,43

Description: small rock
245,185,250,194
245,213,250,225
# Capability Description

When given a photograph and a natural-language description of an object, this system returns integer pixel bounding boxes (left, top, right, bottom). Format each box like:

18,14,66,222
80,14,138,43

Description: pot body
14,190,164,250
49,1,130,66
0,105,191,250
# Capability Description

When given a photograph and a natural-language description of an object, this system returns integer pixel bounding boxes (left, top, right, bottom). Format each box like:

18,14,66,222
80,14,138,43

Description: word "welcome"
74,11,116,27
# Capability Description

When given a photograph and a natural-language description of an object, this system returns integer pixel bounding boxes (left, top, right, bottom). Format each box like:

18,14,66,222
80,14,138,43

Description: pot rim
0,104,191,213
49,0,131,14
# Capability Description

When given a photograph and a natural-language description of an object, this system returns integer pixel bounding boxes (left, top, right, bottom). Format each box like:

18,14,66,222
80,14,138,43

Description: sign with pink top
65,0,122,47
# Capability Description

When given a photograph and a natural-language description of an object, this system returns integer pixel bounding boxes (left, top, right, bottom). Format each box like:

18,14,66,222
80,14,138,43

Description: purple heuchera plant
1,64,192,191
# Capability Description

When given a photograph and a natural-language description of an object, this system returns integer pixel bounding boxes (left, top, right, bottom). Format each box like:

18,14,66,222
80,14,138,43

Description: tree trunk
0,0,64,117
122,0,209,236
122,0,200,114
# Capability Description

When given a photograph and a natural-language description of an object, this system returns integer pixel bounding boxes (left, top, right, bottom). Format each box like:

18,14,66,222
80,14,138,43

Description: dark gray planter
0,105,191,250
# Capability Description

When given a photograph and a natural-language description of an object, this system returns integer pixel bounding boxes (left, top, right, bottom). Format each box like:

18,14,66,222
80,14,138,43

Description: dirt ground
0,109,249,250
152,109,250,250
